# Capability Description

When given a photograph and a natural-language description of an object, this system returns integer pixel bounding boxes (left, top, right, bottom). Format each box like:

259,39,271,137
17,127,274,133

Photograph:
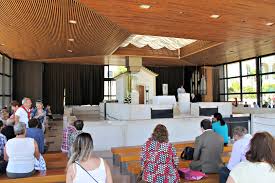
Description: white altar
152,95,177,106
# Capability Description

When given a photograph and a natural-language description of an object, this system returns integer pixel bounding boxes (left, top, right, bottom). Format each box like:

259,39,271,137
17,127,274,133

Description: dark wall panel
147,66,185,98
13,61,43,103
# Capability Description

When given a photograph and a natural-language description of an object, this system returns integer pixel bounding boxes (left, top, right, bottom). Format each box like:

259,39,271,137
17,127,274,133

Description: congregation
0,97,274,183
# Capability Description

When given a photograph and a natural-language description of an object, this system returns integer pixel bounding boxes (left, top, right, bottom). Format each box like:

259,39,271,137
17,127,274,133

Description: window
219,54,275,107
104,65,127,100
0,54,12,108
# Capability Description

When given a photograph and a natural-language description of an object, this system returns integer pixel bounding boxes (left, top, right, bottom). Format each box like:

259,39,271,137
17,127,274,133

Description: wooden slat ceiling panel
0,0,130,60
81,0,275,41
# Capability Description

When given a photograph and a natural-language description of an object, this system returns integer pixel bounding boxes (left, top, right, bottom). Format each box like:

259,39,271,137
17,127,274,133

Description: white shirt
227,134,252,170
15,107,30,128
73,158,106,183
230,161,275,183
6,138,35,173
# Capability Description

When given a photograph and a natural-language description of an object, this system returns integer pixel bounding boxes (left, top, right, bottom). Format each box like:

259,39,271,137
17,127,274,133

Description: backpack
180,146,194,160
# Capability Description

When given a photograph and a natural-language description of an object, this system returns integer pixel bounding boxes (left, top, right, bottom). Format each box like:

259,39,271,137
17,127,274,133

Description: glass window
218,65,224,78
104,66,109,78
0,97,2,108
0,75,2,95
219,79,225,94
261,55,275,74
4,97,10,107
227,78,241,93
242,59,256,76
0,55,2,73
242,76,257,93
110,81,116,96
228,94,241,101
104,81,109,96
261,93,275,108
4,57,10,75
4,76,10,95
243,94,257,106
227,62,240,77
219,95,226,101
261,74,275,92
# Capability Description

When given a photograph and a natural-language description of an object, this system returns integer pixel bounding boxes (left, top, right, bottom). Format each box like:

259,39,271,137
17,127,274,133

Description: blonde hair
67,133,94,167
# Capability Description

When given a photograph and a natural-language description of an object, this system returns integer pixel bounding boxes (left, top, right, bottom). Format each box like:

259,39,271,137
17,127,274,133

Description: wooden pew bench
127,156,230,183
0,169,66,183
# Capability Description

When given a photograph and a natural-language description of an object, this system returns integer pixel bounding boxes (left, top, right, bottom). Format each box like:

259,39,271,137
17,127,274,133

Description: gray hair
14,122,26,135
22,97,30,105
233,126,248,137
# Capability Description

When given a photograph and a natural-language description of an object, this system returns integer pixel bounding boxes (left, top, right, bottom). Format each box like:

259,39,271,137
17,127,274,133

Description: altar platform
82,115,209,151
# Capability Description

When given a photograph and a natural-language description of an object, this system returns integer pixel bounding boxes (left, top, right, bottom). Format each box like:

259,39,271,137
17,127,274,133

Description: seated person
140,124,180,182
4,122,40,178
226,132,275,183
66,133,113,183
190,119,224,173
0,121,7,175
45,105,53,120
26,118,45,154
1,119,15,141
61,120,77,153
212,113,229,145
68,120,84,157
219,126,252,183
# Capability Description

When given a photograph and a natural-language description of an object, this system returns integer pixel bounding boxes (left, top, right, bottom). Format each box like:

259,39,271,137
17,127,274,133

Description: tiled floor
45,116,130,183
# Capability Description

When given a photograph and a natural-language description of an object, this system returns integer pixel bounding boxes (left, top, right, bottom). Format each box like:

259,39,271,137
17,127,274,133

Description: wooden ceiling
1,0,275,65
0,0,130,60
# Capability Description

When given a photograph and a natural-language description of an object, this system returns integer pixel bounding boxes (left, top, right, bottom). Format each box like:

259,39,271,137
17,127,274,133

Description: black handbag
180,146,194,160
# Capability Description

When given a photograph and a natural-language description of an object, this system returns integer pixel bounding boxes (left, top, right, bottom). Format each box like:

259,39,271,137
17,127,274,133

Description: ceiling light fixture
69,20,77,24
139,4,151,9
68,38,74,42
0,43,4,46
265,22,274,26
210,14,220,19
67,49,73,53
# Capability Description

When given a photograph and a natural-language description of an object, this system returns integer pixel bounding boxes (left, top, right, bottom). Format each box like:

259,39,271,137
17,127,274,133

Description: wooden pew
0,169,66,183
127,156,230,183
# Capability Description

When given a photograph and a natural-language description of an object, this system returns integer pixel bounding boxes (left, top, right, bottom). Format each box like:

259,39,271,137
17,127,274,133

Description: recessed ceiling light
265,22,274,26
67,49,73,53
210,14,220,19
179,11,184,14
139,4,151,9
0,43,4,46
69,20,77,24
68,38,74,42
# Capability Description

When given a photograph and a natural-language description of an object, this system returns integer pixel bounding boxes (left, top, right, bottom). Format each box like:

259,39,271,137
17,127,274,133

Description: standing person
31,100,47,132
66,133,113,183
140,124,180,183
26,119,45,154
8,101,20,123
226,132,275,183
219,126,252,183
0,121,7,175
212,113,229,146
15,98,32,128
61,120,77,153
190,119,224,173
4,122,40,178
68,120,84,157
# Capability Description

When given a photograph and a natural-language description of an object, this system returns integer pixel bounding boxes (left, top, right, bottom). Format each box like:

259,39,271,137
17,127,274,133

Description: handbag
34,154,47,171
178,168,206,181
180,146,194,160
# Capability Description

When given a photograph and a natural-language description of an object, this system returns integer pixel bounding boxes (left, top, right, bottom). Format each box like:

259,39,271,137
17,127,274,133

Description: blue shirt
26,128,44,153
212,121,229,144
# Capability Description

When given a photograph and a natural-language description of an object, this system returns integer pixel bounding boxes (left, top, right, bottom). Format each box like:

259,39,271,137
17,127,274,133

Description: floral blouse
141,138,180,183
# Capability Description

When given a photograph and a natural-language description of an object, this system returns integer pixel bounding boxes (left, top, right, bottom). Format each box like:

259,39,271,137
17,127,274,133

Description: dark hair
152,124,169,143
200,119,212,130
0,120,3,128
11,100,20,107
246,132,275,169
28,118,39,128
74,120,84,131
214,113,226,126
